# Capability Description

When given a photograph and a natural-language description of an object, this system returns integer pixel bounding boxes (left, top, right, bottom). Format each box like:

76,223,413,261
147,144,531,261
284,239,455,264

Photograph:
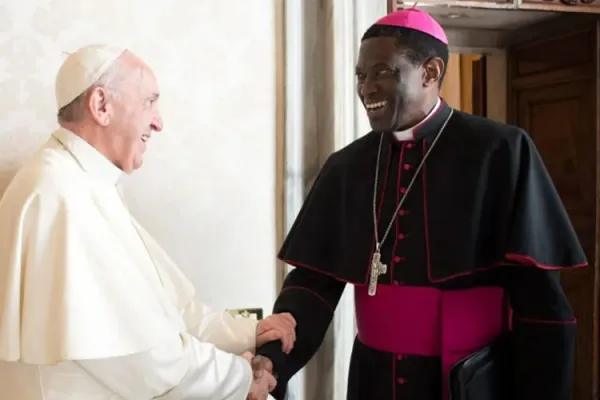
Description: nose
359,76,377,98
151,112,163,132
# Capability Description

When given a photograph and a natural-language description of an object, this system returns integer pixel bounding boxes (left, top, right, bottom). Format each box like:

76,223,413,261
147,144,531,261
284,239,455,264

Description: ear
87,87,113,126
422,57,444,87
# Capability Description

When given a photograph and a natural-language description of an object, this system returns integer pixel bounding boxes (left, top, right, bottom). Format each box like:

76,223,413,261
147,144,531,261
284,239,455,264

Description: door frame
506,14,600,399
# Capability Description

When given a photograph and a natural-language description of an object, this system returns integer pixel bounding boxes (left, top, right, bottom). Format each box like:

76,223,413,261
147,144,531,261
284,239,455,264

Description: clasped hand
243,312,296,399
242,352,276,400
255,312,297,353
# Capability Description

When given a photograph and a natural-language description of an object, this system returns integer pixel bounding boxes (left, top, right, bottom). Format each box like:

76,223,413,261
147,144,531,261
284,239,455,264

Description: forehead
119,53,159,93
140,66,159,92
357,36,407,67
123,67,159,100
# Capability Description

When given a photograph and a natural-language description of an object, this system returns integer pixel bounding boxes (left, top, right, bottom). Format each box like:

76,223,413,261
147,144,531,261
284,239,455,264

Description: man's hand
256,312,297,353
247,370,276,400
242,352,276,400
242,352,274,378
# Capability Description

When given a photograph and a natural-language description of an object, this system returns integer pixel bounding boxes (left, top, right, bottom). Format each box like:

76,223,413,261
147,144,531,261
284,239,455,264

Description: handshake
242,352,277,400
242,311,296,399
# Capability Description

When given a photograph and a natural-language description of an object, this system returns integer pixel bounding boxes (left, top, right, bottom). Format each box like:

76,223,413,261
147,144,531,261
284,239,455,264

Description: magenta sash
354,285,506,399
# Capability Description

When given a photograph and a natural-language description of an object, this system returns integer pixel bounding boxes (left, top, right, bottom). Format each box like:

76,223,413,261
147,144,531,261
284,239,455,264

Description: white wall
0,1,278,314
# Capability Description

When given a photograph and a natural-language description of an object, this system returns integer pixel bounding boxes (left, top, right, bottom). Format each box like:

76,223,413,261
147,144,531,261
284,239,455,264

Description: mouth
365,100,388,118
140,134,151,150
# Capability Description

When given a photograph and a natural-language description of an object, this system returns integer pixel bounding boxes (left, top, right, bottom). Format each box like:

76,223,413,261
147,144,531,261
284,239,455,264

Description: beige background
0,0,279,313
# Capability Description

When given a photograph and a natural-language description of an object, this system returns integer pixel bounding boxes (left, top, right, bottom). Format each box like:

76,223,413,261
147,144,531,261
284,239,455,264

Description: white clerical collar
393,97,442,141
52,127,124,185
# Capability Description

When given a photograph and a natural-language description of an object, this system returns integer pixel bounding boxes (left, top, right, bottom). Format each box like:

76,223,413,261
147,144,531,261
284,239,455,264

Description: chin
121,166,135,174
120,158,142,174
133,157,144,171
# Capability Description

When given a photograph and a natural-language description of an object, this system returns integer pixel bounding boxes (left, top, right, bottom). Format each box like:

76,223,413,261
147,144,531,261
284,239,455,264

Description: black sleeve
255,266,346,400
507,267,576,400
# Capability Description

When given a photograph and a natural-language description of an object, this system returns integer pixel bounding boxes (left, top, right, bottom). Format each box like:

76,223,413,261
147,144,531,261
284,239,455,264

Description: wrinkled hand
241,352,274,378
242,352,276,400
256,313,297,353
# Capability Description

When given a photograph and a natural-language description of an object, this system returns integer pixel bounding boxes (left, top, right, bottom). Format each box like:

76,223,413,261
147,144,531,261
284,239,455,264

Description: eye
374,67,398,79
355,72,366,82
146,94,160,106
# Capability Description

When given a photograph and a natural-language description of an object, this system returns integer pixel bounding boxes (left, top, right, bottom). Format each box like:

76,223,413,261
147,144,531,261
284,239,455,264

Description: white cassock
0,128,259,399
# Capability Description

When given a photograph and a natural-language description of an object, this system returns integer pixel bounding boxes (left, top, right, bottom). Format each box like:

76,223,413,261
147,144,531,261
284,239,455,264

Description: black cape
278,101,586,284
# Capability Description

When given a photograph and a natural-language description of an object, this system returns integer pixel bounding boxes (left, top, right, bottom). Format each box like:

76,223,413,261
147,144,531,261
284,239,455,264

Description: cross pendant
368,251,387,296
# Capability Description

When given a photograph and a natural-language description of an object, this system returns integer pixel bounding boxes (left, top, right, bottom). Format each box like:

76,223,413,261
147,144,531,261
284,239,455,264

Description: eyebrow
148,92,160,100
356,62,394,72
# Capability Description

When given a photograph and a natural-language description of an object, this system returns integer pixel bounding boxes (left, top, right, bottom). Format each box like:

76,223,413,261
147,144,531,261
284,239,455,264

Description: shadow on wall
0,167,21,199
0,122,51,199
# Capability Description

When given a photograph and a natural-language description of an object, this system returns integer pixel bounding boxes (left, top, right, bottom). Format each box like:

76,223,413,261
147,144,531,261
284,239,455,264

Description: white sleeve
76,331,253,400
183,301,258,355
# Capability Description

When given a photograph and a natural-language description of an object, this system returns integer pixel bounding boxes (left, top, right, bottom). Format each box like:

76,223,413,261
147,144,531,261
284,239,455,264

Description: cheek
394,77,422,105
123,114,145,136
388,82,411,111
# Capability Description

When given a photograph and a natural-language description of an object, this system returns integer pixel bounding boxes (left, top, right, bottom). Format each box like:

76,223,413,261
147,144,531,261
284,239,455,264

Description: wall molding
277,1,388,398
274,0,287,295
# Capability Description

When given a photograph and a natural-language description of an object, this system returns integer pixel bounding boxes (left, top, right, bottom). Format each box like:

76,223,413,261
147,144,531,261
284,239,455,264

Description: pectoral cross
368,250,387,296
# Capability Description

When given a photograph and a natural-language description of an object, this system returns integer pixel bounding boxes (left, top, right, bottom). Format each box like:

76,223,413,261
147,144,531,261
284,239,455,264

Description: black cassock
256,101,587,400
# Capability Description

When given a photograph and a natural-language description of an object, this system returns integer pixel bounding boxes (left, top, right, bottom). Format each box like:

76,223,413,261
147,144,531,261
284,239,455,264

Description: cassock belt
354,285,507,397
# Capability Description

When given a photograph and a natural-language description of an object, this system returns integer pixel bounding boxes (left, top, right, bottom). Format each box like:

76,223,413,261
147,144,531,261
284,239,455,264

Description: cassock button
397,378,407,384
406,143,414,149
403,163,411,170
398,209,407,216
399,187,407,194
393,256,402,263
396,354,405,360
398,233,406,240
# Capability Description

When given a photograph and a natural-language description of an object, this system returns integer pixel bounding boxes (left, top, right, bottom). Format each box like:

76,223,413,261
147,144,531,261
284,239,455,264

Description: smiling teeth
366,101,387,110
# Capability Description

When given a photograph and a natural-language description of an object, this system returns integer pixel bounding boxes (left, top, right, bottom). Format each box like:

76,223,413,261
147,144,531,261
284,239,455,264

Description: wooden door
520,0,600,13
472,56,487,117
388,0,516,13
507,15,600,400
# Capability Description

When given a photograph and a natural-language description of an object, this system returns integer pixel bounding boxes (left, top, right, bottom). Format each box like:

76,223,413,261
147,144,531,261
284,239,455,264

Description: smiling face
108,61,163,172
86,52,163,173
355,36,443,132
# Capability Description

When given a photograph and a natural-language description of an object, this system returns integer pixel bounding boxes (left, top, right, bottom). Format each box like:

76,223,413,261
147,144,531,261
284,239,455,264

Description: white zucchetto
55,44,125,110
